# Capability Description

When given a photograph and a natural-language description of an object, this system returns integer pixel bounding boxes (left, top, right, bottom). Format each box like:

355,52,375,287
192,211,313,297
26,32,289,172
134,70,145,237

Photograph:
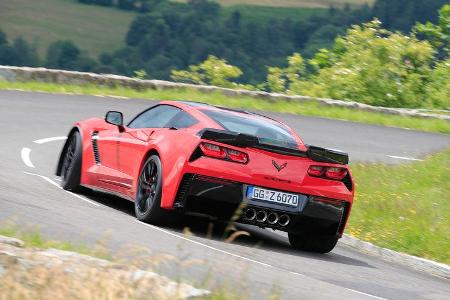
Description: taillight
325,167,348,180
199,142,226,159
307,165,325,177
308,165,348,181
199,142,249,164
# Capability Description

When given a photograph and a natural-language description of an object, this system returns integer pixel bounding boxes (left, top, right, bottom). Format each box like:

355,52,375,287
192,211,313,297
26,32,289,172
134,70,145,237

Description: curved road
0,90,449,299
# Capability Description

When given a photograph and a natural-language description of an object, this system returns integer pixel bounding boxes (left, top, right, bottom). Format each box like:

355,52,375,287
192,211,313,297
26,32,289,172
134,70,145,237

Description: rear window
201,109,298,149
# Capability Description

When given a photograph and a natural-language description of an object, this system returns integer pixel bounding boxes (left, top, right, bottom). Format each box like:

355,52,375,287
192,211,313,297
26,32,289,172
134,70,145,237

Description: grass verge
348,149,450,264
0,223,110,259
0,80,449,134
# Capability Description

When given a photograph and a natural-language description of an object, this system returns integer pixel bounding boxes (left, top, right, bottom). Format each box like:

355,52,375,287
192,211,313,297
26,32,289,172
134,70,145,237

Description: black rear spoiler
198,128,349,165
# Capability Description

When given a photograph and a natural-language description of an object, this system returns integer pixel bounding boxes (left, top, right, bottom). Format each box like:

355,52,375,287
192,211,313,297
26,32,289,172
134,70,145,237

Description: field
221,5,326,23
0,0,136,57
176,0,374,8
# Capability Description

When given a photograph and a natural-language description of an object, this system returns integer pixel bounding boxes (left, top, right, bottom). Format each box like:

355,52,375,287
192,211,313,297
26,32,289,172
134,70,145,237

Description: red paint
72,101,354,233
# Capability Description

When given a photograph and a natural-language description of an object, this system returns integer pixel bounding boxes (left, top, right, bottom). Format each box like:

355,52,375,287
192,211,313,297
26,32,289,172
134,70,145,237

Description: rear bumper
174,174,351,237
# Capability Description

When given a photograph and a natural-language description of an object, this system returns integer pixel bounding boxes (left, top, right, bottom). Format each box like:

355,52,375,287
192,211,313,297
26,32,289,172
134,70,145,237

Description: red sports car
56,101,354,253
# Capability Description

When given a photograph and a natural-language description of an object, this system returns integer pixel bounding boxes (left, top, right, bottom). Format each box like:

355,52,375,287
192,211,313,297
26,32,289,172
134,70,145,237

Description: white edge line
136,220,273,268
387,155,423,161
136,220,386,300
345,288,387,300
23,171,101,207
33,136,67,144
21,147,35,168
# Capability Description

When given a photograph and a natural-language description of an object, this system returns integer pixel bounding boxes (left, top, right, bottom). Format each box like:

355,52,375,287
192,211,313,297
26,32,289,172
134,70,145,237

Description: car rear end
172,107,354,247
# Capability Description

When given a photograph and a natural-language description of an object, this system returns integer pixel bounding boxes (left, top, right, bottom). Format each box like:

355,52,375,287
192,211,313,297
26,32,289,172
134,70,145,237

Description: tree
13,38,39,66
46,40,81,70
267,20,437,108
0,29,7,46
414,5,449,59
425,59,450,108
171,55,243,88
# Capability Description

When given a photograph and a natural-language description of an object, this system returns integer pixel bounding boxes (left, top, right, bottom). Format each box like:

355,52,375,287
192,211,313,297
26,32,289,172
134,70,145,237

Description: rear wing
198,128,349,165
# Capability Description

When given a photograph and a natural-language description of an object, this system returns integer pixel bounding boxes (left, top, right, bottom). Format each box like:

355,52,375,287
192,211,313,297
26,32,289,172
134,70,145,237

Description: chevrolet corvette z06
56,101,354,253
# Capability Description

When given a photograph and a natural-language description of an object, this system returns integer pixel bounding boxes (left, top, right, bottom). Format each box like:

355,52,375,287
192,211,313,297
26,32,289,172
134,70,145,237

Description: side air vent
91,131,101,165
173,174,194,209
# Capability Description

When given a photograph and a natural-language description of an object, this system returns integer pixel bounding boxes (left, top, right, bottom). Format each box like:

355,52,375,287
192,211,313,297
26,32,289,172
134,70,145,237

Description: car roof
166,100,281,124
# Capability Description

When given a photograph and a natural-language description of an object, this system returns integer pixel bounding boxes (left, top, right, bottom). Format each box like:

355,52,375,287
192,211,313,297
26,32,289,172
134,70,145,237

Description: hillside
0,0,136,57
176,0,374,8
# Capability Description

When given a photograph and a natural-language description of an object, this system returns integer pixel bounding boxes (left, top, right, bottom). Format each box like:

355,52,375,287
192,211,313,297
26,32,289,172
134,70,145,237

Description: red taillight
199,142,248,164
199,142,226,159
325,167,348,180
307,165,325,177
227,148,249,164
308,165,348,181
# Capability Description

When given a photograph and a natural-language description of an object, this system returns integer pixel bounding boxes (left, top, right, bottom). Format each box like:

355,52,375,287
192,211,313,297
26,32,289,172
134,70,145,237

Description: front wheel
135,155,178,225
61,131,82,191
288,233,338,254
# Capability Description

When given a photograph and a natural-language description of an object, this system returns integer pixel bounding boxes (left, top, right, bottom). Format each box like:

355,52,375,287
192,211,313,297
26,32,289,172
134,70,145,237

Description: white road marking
23,135,387,299
387,155,424,161
20,147,35,168
136,220,387,300
23,171,101,207
33,136,67,144
345,288,387,300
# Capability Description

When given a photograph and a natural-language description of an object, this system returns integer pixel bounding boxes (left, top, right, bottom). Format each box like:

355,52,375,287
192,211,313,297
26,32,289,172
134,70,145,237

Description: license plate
247,186,299,207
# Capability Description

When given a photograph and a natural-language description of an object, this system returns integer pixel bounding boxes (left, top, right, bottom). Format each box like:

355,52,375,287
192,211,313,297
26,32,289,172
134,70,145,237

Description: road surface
0,90,449,299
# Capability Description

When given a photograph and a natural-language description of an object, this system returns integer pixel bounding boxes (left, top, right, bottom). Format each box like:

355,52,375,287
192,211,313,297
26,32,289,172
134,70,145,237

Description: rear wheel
135,155,178,225
288,233,338,254
61,131,82,191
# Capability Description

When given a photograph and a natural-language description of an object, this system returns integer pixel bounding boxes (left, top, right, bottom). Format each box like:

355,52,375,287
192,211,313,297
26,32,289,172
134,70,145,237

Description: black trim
198,128,349,165
175,173,350,236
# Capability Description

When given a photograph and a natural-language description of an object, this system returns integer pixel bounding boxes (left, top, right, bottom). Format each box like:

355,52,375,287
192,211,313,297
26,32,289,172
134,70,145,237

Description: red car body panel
67,101,354,235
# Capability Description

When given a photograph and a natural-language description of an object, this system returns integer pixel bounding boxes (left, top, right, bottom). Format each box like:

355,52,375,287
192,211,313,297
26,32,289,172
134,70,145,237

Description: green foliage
266,53,306,92
0,29,39,67
171,55,244,88
46,40,97,72
301,20,436,108
425,59,450,109
414,4,449,59
263,19,449,109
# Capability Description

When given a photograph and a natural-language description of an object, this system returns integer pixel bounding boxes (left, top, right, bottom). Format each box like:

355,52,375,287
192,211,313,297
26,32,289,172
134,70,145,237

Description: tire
288,233,338,254
135,155,178,225
60,131,83,192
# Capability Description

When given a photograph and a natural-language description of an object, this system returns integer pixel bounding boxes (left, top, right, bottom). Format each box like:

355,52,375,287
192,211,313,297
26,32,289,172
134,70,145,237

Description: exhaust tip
244,208,256,221
267,212,279,225
256,210,268,223
278,214,290,226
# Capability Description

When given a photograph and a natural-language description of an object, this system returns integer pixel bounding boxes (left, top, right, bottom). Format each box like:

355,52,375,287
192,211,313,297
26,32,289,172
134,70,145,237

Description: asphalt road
0,90,449,299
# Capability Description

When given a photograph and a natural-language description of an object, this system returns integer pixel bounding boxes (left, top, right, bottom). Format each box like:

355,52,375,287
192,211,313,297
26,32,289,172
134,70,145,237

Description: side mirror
105,111,124,127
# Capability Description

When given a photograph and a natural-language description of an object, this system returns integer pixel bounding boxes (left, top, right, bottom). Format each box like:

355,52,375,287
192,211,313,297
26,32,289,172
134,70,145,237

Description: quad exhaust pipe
243,208,290,227
244,208,257,221
278,214,290,226
256,210,268,223
267,212,279,225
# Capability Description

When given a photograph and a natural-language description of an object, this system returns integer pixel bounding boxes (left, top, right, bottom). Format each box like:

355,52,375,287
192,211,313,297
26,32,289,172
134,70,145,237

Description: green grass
220,5,326,23
0,223,111,259
1,80,449,134
0,0,136,57
348,149,450,264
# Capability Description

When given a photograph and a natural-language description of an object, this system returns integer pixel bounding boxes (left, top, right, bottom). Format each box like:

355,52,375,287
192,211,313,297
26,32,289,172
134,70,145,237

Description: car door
116,105,185,197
